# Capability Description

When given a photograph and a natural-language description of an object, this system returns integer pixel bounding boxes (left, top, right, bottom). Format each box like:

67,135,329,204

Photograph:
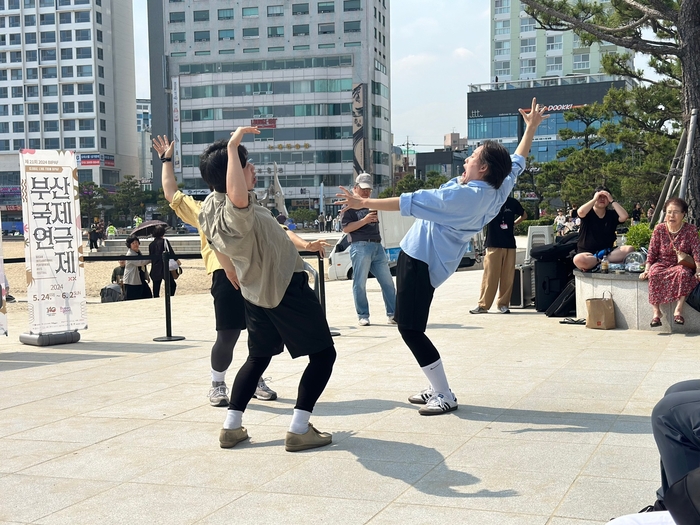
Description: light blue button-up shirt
399,154,525,288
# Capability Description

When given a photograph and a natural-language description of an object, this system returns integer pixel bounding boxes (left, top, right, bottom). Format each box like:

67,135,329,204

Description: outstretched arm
152,135,177,203
334,192,400,213
285,230,330,258
226,126,260,208
515,98,549,158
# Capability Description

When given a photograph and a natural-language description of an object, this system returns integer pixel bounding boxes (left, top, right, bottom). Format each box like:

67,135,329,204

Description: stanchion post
153,251,185,342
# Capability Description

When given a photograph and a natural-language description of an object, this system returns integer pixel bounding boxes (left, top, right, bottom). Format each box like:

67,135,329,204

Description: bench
574,270,700,333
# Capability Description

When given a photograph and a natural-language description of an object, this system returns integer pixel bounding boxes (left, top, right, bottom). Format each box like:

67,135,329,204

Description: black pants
89,238,98,250
152,276,177,298
653,380,700,500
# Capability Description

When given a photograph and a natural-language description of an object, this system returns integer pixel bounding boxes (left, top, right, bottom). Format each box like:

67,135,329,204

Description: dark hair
198,139,248,193
479,140,513,189
664,197,688,214
125,236,140,248
594,185,610,194
152,225,166,238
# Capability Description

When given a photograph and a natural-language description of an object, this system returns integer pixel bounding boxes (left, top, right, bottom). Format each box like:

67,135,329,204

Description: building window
293,45,310,50
194,31,210,42
25,32,37,44
293,24,309,36
59,12,71,24
98,65,104,78
79,137,95,149
573,53,590,69
99,101,105,113
268,46,284,52
318,22,334,34
494,40,510,57
0,87,7,99
267,26,283,38
318,1,334,14
78,101,93,112
75,29,91,41
219,49,235,54
100,137,107,149
61,66,73,78
44,120,59,132
64,137,76,149
546,56,563,72
97,48,103,60
28,121,40,132
77,83,92,95
521,17,536,33
96,29,102,42
344,41,360,47
344,20,360,33
520,38,536,54
44,138,60,150
218,29,234,41
13,139,25,151
344,0,360,11
39,31,55,43
26,67,37,79
39,12,54,25
9,68,20,80
74,11,90,23
242,48,259,54
60,30,71,42
292,3,309,14
494,60,510,76
242,27,259,38
546,34,563,51
98,84,104,95
193,10,209,22
77,65,92,77
520,58,536,75
11,103,21,115
171,51,186,57
100,119,106,131
242,7,258,17
42,66,57,78
8,15,19,27
0,140,9,151
494,20,510,35
40,49,56,62
11,86,22,98
75,47,91,60
64,119,76,131
61,48,73,60
170,32,186,43
95,12,101,24
25,50,37,62
79,119,94,130
63,101,74,113
62,85,74,96
494,0,509,14
267,5,283,16
12,122,23,134
218,9,233,20
318,43,335,49
24,14,36,26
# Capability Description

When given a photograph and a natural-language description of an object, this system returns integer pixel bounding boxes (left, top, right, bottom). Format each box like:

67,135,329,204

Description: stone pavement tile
0,406,74,439
448,436,596,475
323,430,466,465
197,492,386,525
0,439,84,474
367,502,547,525
562,357,656,372
10,415,157,444
651,357,700,374
397,463,577,515
621,400,658,417
259,456,434,502
0,378,102,411
509,396,630,417
581,444,659,481
546,518,606,525
363,406,496,437
0,474,116,523
33,482,244,525
462,365,560,382
133,450,307,491
601,418,656,449
525,381,640,401
546,368,649,386
169,404,281,425
103,420,220,452
19,442,182,482
553,476,659,522
475,415,614,445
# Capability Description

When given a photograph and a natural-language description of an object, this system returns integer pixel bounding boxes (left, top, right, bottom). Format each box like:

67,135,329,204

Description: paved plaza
2,265,699,524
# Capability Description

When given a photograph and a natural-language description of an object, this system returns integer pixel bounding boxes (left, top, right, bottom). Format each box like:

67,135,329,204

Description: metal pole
153,250,185,342
679,109,698,200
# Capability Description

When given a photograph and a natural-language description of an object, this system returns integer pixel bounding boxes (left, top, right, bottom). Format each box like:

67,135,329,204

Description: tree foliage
78,181,107,222
519,0,700,223
111,175,147,225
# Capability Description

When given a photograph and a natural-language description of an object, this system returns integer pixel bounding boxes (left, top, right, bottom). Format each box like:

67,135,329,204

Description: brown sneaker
285,423,332,452
219,426,249,449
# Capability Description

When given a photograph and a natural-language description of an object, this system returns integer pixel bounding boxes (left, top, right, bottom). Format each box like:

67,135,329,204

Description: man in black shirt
573,186,634,271
470,196,526,314
341,173,396,326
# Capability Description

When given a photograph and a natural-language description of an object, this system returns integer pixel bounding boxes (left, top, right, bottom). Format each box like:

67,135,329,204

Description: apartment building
0,0,138,207
148,0,392,212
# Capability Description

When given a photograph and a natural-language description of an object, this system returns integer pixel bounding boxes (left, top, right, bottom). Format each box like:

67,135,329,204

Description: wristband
160,155,172,162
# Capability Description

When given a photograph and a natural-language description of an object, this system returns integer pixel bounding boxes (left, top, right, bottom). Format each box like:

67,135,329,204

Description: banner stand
19,331,81,346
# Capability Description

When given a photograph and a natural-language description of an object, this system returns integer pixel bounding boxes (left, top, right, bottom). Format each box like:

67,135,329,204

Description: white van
326,211,481,280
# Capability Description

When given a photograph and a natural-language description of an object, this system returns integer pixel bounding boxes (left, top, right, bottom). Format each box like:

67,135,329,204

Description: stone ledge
574,270,700,333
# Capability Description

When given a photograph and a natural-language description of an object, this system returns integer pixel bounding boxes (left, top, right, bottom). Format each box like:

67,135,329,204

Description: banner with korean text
0,223,7,336
20,150,87,334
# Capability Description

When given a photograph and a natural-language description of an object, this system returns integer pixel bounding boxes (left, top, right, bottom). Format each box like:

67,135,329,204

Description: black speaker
534,260,573,312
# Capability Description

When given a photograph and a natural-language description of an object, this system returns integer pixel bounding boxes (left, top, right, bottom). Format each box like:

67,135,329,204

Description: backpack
100,284,123,303
530,232,579,262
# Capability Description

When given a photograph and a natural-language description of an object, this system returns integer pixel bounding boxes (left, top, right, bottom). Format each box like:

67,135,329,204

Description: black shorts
394,251,435,332
211,269,246,331
245,271,333,359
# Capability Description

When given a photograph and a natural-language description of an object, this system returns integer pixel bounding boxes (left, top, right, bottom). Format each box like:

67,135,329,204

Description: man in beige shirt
198,127,337,453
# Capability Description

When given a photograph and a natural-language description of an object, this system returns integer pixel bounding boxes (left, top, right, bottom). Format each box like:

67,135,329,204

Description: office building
0,0,139,215
491,0,633,82
136,98,152,186
147,0,392,212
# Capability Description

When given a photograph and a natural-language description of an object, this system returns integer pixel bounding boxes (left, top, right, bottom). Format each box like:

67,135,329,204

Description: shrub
625,223,652,250
514,218,555,236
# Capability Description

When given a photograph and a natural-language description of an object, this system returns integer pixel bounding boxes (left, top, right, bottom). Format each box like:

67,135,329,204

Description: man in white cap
341,173,396,326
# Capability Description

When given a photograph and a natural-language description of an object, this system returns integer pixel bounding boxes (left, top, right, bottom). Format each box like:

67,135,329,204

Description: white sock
223,409,243,430
289,409,311,434
420,359,452,398
211,369,226,383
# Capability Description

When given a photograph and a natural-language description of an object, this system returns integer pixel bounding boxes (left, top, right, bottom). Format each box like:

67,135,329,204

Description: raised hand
152,135,174,158
519,98,549,128
228,126,260,150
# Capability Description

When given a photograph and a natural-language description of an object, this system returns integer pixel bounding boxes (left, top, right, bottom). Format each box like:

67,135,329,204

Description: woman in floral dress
640,197,700,326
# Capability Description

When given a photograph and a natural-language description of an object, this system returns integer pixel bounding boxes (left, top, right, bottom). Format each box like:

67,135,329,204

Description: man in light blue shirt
337,98,548,416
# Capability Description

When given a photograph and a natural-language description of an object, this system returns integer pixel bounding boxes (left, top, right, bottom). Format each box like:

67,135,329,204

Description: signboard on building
19,150,88,334
251,118,277,129
0,224,7,336
103,154,115,167
182,189,211,196
352,83,367,176
171,76,182,173
76,153,100,166
522,192,539,201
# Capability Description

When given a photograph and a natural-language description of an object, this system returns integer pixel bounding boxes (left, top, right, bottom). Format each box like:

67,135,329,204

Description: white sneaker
408,386,434,405
387,316,397,325
208,381,229,407
418,391,458,416
498,306,510,314
359,318,370,326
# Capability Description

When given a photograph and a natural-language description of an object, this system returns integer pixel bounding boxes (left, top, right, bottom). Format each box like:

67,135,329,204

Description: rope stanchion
153,251,185,342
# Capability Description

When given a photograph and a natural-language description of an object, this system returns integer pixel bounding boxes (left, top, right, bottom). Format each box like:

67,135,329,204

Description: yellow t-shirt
169,190,222,274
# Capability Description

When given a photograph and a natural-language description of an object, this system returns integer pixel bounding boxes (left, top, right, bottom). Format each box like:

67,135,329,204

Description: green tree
520,0,700,222
425,171,449,189
111,175,147,226
379,174,426,198
289,207,317,227
78,181,107,223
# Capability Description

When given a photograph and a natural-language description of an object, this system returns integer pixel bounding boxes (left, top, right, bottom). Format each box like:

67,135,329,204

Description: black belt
354,239,381,243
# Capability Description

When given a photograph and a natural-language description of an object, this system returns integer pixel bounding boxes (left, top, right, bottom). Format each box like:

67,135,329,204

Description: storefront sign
19,149,87,334
76,153,101,166
251,118,277,129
